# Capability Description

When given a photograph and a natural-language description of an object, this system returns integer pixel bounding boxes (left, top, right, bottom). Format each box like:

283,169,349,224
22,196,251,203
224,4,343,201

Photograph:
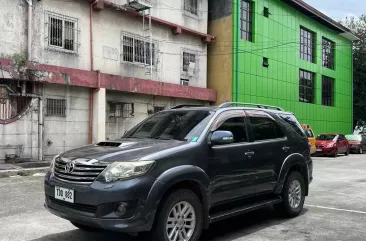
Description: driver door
208,110,258,205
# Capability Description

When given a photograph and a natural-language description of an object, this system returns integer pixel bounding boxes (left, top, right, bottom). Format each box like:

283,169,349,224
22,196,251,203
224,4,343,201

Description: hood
60,138,187,163
316,140,334,146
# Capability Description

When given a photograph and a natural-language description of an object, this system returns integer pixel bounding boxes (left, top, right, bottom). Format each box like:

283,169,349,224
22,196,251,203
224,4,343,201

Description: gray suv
44,102,313,241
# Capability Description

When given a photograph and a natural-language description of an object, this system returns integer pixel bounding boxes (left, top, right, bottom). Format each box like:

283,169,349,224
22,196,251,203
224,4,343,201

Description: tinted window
216,117,248,143
338,135,345,141
279,114,305,137
305,130,314,138
316,134,336,141
249,116,284,141
124,110,213,141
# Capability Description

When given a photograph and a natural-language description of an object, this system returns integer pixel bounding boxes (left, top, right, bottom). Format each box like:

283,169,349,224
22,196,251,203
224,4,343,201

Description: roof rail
219,102,284,111
171,104,205,109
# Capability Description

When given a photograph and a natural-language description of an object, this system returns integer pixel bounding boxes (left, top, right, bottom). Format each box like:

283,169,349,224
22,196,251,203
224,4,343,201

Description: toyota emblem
65,161,76,173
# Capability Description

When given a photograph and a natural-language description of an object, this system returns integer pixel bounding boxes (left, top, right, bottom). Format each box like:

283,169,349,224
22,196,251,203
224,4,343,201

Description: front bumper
314,147,336,155
44,172,161,232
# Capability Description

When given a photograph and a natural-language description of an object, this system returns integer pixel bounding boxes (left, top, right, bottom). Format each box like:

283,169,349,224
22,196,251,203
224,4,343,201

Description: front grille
48,196,97,213
54,158,108,184
317,146,324,148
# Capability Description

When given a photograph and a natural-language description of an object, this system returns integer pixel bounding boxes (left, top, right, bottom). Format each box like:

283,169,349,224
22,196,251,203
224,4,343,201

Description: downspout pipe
25,0,33,61
88,0,100,144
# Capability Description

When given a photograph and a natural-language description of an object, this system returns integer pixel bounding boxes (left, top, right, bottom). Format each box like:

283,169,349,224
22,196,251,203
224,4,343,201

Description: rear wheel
150,189,203,241
275,171,305,218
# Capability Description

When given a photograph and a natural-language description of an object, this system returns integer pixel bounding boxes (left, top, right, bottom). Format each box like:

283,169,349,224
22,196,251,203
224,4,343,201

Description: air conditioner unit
180,79,189,86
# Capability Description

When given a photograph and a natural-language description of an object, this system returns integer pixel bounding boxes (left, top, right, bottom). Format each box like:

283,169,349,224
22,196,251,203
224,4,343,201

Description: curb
0,167,50,178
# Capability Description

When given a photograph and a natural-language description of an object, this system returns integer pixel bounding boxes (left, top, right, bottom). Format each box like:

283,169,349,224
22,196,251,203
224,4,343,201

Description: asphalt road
2,155,366,241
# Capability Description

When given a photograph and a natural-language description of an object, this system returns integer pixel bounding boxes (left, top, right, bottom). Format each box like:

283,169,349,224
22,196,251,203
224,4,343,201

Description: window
322,76,334,106
299,70,315,103
300,27,315,63
154,106,165,114
322,38,335,69
183,52,196,72
305,130,314,138
263,57,269,67
216,117,248,143
108,102,134,118
122,33,156,66
240,0,253,41
279,114,306,138
46,99,66,117
125,110,212,141
181,79,189,86
249,115,284,141
184,0,198,15
264,7,270,18
47,12,78,53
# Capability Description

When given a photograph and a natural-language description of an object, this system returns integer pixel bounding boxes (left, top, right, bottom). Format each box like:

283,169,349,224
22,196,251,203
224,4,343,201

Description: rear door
245,110,290,194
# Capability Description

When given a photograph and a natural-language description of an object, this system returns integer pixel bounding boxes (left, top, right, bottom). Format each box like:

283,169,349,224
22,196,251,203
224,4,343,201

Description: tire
149,189,203,241
70,222,99,232
333,148,338,158
345,148,350,156
275,171,305,218
360,148,363,154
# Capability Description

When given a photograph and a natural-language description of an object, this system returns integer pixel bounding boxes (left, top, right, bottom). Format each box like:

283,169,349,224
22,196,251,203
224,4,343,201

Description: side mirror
210,131,234,146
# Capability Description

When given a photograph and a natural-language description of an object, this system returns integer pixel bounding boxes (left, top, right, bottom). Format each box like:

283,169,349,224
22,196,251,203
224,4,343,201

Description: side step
209,197,282,223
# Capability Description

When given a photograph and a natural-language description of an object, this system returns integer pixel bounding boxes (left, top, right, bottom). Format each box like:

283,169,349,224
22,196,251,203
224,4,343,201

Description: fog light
114,203,127,217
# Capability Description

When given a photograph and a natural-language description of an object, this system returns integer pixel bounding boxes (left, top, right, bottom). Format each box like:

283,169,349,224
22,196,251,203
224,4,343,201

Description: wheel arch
145,166,211,230
275,153,309,196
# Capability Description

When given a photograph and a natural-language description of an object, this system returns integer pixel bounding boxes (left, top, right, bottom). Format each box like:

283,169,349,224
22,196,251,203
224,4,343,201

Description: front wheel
275,172,305,218
360,148,363,154
333,148,338,158
150,189,203,241
345,148,350,156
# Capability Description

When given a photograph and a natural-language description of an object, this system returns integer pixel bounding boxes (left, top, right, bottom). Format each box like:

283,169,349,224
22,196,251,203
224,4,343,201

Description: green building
208,0,358,134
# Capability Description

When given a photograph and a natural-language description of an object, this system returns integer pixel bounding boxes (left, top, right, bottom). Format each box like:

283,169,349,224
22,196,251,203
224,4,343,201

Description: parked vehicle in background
44,102,313,241
301,124,316,154
315,134,349,157
346,134,366,154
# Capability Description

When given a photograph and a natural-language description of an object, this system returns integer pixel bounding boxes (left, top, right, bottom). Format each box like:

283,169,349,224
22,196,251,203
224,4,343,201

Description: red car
315,134,350,157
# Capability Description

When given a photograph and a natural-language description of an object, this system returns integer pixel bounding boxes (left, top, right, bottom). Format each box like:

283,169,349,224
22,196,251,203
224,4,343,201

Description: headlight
98,161,155,183
50,155,60,174
327,143,335,148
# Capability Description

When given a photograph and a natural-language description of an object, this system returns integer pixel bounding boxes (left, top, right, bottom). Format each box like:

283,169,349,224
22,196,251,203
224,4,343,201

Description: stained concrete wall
0,98,39,160
42,84,90,159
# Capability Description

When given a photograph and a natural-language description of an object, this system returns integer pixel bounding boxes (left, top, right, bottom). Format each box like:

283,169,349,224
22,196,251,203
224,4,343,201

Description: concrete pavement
1,155,366,241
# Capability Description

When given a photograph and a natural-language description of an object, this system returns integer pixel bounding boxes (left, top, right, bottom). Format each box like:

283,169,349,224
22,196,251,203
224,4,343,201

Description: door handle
282,146,291,152
245,151,255,156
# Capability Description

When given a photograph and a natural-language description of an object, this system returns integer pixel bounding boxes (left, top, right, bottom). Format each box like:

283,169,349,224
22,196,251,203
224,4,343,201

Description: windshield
124,110,214,141
316,134,336,141
346,135,362,141
304,130,314,138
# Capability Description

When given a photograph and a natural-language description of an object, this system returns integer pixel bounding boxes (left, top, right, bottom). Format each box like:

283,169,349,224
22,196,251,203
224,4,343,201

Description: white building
0,0,215,161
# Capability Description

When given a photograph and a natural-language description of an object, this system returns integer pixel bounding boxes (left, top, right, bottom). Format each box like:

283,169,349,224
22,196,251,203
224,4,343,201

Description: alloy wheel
288,179,302,210
166,201,196,241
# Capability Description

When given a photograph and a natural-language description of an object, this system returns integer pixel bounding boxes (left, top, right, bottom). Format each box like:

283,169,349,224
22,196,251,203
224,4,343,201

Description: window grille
46,99,66,117
109,102,134,118
183,0,198,15
121,32,157,66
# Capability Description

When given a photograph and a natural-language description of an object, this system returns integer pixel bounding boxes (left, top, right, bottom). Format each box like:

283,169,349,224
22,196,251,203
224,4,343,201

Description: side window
305,130,314,138
249,116,285,141
216,117,248,143
338,135,344,141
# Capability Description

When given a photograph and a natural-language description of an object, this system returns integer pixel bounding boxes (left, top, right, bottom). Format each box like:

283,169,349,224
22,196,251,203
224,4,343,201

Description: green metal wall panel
232,0,353,135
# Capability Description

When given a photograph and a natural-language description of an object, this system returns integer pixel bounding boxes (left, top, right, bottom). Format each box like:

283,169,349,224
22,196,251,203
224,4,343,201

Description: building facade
208,0,357,134
0,0,216,161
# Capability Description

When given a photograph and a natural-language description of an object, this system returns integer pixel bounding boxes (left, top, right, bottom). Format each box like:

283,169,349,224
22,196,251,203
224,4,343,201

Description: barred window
109,102,134,118
322,38,335,69
322,76,334,106
183,52,196,72
122,33,156,66
46,99,66,117
300,27,315,63
299,70,314,104
184,0,198,15
47,12,78,53
154,106,165,114
240,0,253,41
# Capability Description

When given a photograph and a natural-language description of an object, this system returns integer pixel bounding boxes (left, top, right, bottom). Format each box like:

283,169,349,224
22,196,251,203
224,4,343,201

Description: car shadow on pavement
30,207,309,241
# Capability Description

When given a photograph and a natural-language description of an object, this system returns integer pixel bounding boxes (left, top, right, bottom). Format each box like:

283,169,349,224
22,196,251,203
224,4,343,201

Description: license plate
55,186,74,203
316,148,322,152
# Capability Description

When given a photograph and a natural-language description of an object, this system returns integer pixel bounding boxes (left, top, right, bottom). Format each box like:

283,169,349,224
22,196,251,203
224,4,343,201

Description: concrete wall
0,98,39,160
106,91,205,140
42,84,90,158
